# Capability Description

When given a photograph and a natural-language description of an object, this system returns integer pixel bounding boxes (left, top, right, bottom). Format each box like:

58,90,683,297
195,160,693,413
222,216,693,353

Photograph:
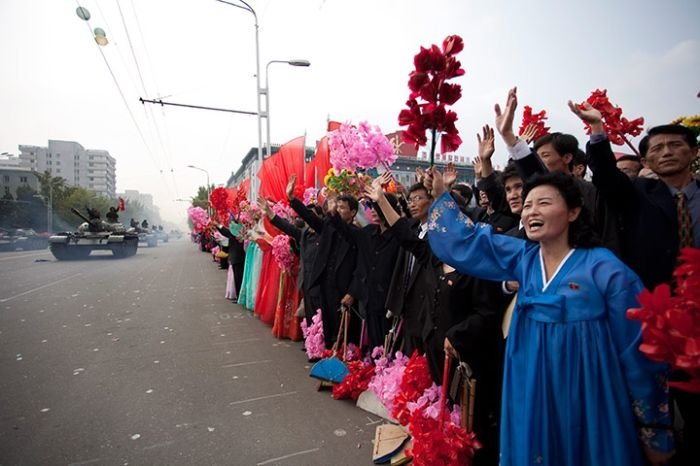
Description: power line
74,1,172,199
115,0,178,197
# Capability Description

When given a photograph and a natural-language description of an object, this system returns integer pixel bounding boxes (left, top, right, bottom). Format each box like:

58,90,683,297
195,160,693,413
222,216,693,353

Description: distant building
225,145,315,189
18,140,116,198
0,153,38,198
374,130,474,187
118,190,154,210
225,130,474,192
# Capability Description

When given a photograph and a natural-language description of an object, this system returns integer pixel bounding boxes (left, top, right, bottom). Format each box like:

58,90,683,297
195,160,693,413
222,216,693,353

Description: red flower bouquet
398,35,465,165
332,360,376,401
209,187,230,223
579,89,644,155
406,412,481,466
627,248,700,393
519,105,550,141
391,352,433,425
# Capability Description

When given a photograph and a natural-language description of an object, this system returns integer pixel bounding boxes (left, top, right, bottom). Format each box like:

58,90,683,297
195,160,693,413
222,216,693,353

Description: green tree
191,185,212,210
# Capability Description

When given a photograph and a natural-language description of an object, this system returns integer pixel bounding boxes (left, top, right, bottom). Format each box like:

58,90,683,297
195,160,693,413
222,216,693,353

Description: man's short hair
533,132,580,170
639,124,698,157
408,182,432,199
615,153,641,164
533,132,580,157
572,149,588,170
337,194,358,212
499,162,521,185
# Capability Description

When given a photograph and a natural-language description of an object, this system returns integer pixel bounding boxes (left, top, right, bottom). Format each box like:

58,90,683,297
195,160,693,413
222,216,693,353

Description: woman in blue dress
233,220,263,311
424,170,673,466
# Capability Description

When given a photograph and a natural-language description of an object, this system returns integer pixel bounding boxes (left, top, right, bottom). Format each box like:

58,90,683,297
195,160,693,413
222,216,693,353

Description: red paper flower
391,352,433,425
519,105,550,140
209,187,230,223
332,360,376,401
398,35,465,158
579,89,645,147
627,248,700,393
406,414,481,466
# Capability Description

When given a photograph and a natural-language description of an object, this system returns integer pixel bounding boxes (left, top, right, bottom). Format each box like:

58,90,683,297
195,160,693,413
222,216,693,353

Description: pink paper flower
272,201,295,220
303,187,319,206
367,351,410,413
328,121,396,172
301,309,325,360
187,207,209,233
271,234,295,272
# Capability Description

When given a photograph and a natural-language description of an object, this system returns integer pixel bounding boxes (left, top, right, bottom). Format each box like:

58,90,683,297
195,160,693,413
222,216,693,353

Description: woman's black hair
522,172,600,248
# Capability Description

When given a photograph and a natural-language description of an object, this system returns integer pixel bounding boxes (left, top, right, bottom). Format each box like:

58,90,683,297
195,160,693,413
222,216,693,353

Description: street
0,240,378,466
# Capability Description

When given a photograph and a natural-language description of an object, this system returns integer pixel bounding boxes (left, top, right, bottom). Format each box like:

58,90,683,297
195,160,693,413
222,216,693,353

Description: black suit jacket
384,218,438,343
290,198,359,300
329,215,400,318
587,138,695,289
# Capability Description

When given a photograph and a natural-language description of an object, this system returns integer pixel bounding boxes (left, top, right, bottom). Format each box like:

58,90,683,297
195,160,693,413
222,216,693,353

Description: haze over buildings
18,140,116,198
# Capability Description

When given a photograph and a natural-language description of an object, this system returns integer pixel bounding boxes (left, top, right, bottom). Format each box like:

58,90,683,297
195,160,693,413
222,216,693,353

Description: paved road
0,240,379,465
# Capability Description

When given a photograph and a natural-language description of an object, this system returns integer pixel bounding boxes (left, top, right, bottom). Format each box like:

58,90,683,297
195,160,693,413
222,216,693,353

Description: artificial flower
271,234,295,272
303,187,319,206
579,89,644,150
332,360,376,401
519,105,550,140
627,248,700,393
301,309,325,360
398,35,465,159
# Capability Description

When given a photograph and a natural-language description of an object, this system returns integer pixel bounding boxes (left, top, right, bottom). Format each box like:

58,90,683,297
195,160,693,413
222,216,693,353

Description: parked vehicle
0,228,49,251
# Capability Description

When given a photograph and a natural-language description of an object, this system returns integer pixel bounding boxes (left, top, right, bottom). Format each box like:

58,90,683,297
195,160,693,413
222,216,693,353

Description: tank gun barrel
70,208,92,224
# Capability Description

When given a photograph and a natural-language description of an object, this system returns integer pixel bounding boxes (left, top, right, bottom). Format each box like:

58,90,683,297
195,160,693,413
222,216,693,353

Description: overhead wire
116,0,179,198
128,0,181,198
74,0,169,199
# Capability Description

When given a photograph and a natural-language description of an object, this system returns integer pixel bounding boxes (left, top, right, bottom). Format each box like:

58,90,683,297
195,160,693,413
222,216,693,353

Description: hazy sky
1,0,698,227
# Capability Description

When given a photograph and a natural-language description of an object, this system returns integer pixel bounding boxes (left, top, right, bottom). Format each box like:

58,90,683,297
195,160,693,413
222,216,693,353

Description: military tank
49,208,139,260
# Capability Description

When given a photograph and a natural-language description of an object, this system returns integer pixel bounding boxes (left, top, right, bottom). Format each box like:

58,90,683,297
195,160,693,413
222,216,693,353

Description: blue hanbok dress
427,193,672,466
237,240,262,311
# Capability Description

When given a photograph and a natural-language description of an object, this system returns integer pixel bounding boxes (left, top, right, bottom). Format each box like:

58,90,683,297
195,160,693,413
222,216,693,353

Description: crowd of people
193,88,698,466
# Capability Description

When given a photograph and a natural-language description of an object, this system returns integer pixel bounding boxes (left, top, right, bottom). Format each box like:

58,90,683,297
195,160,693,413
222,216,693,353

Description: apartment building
18,140,116,198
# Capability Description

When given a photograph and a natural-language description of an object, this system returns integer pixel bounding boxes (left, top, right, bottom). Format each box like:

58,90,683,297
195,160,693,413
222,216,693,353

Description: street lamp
186,165,211,214
262,59,311,159
215,0,262,201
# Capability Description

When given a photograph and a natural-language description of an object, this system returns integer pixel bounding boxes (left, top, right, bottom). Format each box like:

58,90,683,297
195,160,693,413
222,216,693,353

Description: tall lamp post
186,165,211,215
215,0,262,201
262,59,311,159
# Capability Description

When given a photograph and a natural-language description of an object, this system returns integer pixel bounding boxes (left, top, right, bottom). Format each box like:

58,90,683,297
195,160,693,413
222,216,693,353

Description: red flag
118,197,125,211
238,178,251,202
258,136,306,202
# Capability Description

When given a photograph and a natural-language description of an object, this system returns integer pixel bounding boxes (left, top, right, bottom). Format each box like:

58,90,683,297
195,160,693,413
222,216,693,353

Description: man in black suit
570,102,699,466
287,175,360,348
258,194,322,326
384,182,434,355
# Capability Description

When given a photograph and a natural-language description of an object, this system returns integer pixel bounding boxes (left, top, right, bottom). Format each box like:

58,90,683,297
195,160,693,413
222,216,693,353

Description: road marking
228,391,297,406
221,359,272,368
143,440,175,450
0,273,82,303
212,338,259,345
68,459,102,466
0,251,51,262
257,448,320,465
